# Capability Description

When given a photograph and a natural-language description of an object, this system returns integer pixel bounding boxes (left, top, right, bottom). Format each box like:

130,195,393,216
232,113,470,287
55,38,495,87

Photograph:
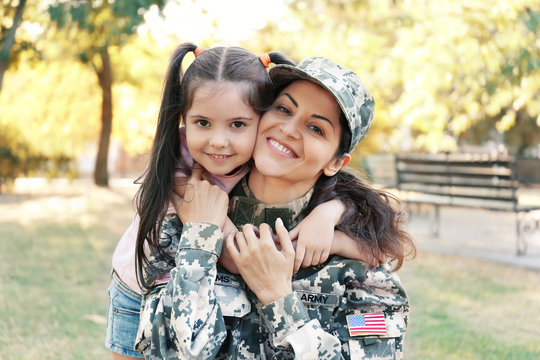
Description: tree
0,0,27,92
47,0,166,186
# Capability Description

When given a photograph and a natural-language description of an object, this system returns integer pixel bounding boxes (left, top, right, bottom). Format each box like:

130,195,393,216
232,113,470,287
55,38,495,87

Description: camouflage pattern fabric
135,178,409,359
269,57,375,153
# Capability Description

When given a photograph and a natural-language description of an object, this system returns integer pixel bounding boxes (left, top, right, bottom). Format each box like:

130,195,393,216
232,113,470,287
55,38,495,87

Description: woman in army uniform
135,57,415,359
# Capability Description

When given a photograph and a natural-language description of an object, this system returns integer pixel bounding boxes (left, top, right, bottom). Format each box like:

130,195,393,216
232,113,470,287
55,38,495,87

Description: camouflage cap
269,57,374,153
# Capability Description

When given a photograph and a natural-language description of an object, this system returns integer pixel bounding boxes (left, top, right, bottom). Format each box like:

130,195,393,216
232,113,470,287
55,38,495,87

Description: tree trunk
0,0,27,93
94,46,113,187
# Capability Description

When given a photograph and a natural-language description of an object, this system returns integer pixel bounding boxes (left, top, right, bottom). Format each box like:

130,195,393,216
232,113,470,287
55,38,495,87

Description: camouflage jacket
135,178,409,359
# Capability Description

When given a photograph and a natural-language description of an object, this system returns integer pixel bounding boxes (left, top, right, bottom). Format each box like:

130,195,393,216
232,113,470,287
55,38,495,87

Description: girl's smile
185,81,259,176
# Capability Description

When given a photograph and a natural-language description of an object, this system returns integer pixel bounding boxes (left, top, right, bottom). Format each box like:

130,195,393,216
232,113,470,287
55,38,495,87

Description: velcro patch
297,290,340,307
346,313,387,336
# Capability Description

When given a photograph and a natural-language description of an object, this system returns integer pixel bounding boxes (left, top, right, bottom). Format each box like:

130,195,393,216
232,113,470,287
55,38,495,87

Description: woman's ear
323,153,351,177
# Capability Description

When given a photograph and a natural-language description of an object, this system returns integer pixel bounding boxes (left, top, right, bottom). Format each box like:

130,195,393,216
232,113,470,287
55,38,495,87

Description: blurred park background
1,0,540,359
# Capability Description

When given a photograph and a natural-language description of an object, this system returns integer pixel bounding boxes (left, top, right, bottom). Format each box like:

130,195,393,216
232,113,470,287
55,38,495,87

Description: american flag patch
346,313,387,336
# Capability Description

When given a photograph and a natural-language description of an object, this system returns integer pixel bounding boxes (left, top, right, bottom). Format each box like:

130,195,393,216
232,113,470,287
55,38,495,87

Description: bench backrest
395,153,518,211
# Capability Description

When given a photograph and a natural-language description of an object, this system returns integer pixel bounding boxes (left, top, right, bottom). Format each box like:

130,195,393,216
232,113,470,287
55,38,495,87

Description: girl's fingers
226,231,240,258
294,245,305,273
302,251,314,269
288,226,300,241
320,249,330,264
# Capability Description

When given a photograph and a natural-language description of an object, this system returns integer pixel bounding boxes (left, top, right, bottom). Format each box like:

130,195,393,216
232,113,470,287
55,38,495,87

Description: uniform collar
229,177,314,231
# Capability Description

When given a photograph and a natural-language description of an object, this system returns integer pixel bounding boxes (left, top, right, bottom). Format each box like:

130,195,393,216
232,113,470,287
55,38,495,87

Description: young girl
135,57,415,359
106,44,374,359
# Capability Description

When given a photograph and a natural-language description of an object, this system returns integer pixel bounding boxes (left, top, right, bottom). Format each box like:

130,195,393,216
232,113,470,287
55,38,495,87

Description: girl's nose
209,131,229,148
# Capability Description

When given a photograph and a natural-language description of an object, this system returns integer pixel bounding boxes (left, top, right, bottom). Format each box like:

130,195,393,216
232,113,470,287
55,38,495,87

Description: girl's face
185,82,259,176
252,80,350,185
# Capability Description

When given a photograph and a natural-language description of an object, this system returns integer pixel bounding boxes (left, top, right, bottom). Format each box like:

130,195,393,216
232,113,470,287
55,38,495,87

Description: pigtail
268,52,295,67
135,43,196,292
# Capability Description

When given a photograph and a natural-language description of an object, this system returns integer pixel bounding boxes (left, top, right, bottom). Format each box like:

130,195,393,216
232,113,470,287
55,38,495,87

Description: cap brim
269,64,349,132
269,64,328,93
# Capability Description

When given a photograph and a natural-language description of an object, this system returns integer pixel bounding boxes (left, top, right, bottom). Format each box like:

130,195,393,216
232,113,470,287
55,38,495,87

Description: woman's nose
279,117,301,139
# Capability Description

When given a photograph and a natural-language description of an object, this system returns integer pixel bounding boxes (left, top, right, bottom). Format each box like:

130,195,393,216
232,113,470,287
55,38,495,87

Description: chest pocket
215,272,251,317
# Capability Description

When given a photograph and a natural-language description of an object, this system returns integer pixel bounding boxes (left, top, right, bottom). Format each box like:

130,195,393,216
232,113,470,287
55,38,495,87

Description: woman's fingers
275,218,294,256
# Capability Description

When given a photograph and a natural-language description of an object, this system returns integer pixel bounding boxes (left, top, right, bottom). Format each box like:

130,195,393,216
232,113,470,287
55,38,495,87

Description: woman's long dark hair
302,113,416,271
135,43,294,292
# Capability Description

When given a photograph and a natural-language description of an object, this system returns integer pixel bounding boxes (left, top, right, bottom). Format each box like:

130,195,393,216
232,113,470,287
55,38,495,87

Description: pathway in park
404,189,540,271
9,177,540,271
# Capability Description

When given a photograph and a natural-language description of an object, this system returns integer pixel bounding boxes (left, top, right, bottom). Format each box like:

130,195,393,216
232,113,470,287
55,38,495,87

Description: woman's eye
196,119,210,127
309,125,323,136
231,121,246,129
276,105,290,115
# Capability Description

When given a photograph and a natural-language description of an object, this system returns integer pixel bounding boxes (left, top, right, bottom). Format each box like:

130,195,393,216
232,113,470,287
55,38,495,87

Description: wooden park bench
395,153,540,255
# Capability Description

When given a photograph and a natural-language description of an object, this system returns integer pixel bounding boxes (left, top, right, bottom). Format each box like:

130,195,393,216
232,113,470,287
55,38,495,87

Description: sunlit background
1,1,540,359
1,0,539,187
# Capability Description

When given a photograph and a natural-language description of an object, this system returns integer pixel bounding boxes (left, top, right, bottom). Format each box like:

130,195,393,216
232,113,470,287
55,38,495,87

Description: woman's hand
175,166,229,228
226,218,295,305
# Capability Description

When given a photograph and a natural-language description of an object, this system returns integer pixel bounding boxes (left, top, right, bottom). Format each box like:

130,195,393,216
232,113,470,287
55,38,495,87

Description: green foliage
47,0,167,61
0,59,98,185
110,35,173,156
0,0,45,69
254,0,540,156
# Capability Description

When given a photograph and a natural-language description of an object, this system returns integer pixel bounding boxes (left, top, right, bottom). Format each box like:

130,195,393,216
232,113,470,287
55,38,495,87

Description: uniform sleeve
259,292,344,359
135,221,227,360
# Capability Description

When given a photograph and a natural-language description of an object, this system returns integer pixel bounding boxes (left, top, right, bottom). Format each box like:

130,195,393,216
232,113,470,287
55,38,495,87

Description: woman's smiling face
252,80,348,187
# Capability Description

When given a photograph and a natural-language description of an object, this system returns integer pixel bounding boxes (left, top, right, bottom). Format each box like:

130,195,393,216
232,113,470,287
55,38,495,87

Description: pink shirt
112,127,250,294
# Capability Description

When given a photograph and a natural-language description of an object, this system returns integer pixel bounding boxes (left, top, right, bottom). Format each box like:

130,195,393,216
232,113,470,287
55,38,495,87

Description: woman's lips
267,138,298,158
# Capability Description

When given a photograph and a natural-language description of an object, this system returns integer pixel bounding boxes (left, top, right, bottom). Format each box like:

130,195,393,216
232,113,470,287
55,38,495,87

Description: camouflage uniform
269,57,375,153
135,178,409,359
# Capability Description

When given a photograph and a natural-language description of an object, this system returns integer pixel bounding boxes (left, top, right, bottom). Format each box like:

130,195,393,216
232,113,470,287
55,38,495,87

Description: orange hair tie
259,53,271,68
194,47,205,57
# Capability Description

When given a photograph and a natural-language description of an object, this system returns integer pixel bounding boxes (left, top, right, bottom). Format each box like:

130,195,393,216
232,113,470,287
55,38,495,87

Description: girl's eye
309,125,323,136
231,121,246,129
196,119,210,127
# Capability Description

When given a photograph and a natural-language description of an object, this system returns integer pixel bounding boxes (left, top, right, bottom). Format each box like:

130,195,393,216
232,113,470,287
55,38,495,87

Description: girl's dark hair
302,112,416,271
135,43,294,291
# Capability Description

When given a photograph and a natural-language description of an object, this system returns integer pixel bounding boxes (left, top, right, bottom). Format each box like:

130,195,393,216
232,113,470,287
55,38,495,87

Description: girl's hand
289,199,345,273
226,218,294,305
332,230,386,267
175,166,229,228
218,217,240,274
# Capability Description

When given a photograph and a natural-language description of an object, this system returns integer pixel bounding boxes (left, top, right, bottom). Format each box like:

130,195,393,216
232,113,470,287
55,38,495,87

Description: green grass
401,250,540,359
1,180,539,359
0,181,137,359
